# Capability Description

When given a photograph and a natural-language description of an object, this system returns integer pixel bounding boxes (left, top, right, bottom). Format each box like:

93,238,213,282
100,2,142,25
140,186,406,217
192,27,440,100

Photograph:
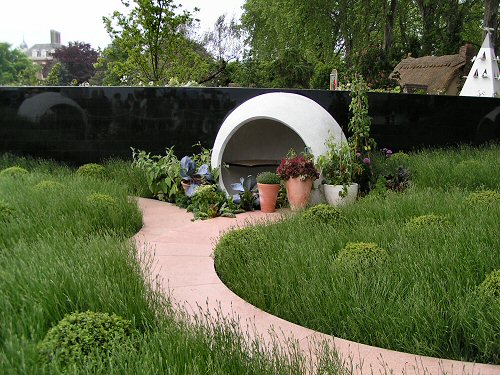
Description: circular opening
221,118,305,195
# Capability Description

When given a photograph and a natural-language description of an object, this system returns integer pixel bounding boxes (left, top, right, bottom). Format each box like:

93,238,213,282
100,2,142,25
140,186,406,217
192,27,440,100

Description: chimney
50,30,61,45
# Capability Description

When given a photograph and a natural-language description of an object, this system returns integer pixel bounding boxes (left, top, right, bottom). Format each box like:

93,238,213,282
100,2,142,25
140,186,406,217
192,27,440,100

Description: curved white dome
211,92,347,194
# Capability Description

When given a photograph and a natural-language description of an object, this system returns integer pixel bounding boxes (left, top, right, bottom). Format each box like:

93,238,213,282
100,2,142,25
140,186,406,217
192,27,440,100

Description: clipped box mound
302,204,344,225
333,242,389,269
406,214,449,230
0,199,15,222
466,190,500,206
38,311,133,366
0,166,29,177
217,226,266,250
478,269,500,299
76,163,107,179
33,180,64,191
86,193,117,210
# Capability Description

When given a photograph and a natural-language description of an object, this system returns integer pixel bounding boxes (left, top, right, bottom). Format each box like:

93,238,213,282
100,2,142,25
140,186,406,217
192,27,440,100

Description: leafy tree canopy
102,0,214,85
52,41,99,85
0,43,40,85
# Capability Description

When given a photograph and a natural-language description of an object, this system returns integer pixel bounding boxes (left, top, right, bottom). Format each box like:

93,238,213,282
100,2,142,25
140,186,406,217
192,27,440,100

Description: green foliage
0,166,29,177
348,74,376,193
76,163,107,179
0,199,14,222
216,226,266,252
302,204,344,225
0,42,40,85
33,180,64,191
86,193,118,210
478,269,500,299
317,137,359,188
466,190,500,206
406,214,450,230
37,311,134,366
132,147,180,202
189,185,227,220
103,0,213,85
256,171,280,184
45,62,72,86
333,242,389,270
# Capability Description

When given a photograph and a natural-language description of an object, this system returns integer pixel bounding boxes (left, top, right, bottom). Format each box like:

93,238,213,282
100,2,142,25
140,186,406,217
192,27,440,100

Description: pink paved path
134,198,499,375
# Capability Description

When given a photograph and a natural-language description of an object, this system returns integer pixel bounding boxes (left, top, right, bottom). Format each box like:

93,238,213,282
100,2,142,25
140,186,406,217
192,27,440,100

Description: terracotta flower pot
181,180,190,193
257,183,281,213
285,177,313,210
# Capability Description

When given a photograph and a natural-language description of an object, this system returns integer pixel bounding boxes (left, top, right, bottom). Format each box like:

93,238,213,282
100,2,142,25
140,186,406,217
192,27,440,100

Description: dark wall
1,86,499,165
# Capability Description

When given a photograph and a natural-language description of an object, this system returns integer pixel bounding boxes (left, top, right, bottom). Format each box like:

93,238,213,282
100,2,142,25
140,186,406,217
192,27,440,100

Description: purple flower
363,157,371,165
356,152,362,158
386,149,393,157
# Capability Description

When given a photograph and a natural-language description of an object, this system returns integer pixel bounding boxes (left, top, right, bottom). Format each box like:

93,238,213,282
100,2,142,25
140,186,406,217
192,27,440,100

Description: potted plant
316,137,360,206
256,171,281,213
276,149,319,210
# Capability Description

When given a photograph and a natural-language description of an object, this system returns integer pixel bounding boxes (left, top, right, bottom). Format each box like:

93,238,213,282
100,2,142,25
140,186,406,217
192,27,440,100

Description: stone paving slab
133,197,500,375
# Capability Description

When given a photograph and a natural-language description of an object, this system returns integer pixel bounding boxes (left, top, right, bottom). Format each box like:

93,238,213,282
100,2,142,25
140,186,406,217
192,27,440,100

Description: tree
0,43,40,85
483,0,500,46
200,14,246,85
103,0,213,85
52,41,99,84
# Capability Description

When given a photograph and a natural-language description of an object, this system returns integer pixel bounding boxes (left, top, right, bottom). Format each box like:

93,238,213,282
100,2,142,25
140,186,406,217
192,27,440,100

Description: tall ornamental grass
215,144,500,364
0,156,341,374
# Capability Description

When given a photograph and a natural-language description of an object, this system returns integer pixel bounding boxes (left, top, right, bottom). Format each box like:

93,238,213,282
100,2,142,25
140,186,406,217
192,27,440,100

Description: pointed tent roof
460,31,500,97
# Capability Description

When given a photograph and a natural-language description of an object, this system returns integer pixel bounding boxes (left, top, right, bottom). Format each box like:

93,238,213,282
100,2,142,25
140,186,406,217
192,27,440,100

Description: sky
0,0,245,50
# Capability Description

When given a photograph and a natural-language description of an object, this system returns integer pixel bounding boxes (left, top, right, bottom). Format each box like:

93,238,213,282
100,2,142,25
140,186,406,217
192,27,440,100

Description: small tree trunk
383,0,398,53
483,0,500,47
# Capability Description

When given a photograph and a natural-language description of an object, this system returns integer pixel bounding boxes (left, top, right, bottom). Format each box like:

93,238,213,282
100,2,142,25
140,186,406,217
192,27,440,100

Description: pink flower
363,157,371,165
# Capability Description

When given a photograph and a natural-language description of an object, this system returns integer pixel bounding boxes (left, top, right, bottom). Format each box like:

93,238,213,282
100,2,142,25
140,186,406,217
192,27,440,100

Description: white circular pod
211,92,347,196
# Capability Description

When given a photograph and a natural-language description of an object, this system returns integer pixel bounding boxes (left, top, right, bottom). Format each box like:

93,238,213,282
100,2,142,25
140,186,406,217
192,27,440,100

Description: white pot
323,183,358,206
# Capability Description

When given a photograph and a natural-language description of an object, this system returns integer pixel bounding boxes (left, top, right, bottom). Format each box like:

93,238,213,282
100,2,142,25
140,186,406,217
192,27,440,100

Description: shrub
0,166,29,177
334,242,388,269
302,204,344,225
86,193,117,210
406,214,449,230
466,190,500,206
190,185,227,220
478,269,500,299
256,171,280,184
37,311,133,366
217,226,266,251
386,152,410,172
33,180,64,191
76,163,107,179
0,199,14,221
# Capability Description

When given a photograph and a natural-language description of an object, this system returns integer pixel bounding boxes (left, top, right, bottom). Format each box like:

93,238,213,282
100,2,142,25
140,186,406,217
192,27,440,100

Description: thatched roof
391,53,466,94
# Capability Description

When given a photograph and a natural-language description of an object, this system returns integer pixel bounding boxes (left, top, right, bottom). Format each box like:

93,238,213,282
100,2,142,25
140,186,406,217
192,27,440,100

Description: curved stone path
133,198,499,375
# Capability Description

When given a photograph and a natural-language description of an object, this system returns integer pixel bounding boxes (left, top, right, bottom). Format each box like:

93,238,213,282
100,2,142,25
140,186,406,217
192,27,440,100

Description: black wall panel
0,86,499,165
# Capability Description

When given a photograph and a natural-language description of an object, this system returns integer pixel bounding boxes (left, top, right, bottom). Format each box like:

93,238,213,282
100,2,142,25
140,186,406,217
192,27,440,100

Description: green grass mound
217,226,266,250
386,152,410,169
466,190,500,206
406,214,449,230
0,199,14,221
302,204,344,225
76,163,107,179
86,193,117,210
478,269,500,299
38,311,133,366
33,180,64,191
0,166,29,177
333,242,389,269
